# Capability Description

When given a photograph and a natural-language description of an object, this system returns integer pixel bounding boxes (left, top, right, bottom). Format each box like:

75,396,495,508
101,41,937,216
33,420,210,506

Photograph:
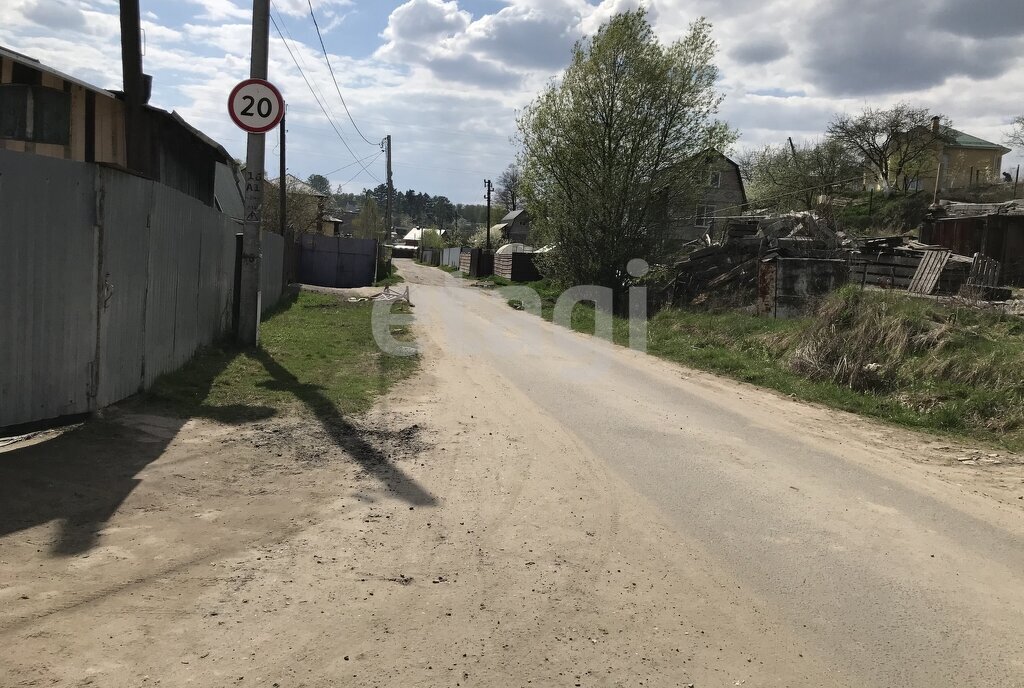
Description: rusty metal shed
921,201,1024,286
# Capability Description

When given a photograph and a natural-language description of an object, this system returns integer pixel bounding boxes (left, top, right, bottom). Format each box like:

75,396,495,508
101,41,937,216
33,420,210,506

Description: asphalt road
397,259,1024,686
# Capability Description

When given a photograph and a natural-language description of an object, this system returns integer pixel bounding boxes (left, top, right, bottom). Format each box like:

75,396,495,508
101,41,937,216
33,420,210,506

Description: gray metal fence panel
261,230,284,314
143,188,182,387
0,151,285,429
442,247,462,268
0,150,98,427
197,219,232,346
171,196,203,371
95,167,152,407
297,234,376,288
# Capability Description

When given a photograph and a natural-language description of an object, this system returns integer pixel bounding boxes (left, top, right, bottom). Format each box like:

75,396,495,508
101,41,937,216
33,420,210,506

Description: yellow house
0,46,126,167
913,116,1011,192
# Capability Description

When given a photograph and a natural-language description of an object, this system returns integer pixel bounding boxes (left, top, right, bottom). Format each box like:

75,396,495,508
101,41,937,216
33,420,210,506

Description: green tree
306,174,331,195
517,10,734,290
354,193,383,240
262,178,322,236
826,103,952,192
420,229,444,249
743,139,861,210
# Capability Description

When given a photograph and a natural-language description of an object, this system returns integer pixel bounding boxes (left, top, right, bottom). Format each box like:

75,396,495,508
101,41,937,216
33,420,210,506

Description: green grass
145,291,418,423
438,264,459,273
499,279,1024,451
374,264,405,287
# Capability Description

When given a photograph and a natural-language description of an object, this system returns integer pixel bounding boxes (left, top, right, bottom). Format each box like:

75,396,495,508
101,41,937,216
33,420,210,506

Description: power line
337,152,383,190
270,11,382,184
323,152,386,177
271,3,334,117
306,0,377,147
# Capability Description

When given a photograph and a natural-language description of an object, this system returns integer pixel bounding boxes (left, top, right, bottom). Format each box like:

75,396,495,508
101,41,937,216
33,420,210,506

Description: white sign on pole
228,78,284,133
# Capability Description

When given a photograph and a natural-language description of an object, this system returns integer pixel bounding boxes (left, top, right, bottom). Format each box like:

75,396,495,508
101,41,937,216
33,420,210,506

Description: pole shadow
252,349,437,508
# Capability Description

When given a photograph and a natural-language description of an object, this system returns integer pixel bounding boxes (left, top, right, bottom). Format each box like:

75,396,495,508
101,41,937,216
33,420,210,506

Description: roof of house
695,149,748,205
500,209,528,224
940,126,1011,153
403,227,447,241
939,199,1024,219
0,45,118,99
3,45,236,167
214,162,245,219
908,124,1012,154
166,110,232,163
266,174,329,197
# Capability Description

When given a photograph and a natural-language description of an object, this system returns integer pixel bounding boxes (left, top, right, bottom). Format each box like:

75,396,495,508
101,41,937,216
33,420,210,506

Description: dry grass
785,287,1024,440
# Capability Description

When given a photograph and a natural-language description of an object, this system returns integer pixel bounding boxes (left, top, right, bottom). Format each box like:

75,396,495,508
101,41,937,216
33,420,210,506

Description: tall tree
826,103,952,192
497,164,522,212
744,139,861,210
306,173,331,195
1007,115,1024,149
517,10,734,290
354,193,383,240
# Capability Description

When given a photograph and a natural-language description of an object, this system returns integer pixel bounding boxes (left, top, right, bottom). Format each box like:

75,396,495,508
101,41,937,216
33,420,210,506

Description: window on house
0,84,71,146
695,204,715,227
708,170,722,188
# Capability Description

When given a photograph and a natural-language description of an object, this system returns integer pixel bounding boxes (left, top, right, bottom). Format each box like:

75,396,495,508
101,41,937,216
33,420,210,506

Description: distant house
906,117,1012,192
680,151,747,241
263,174,331,235
401,227,447,246
0,45,235,208
492,209,530,244
323,215,346,237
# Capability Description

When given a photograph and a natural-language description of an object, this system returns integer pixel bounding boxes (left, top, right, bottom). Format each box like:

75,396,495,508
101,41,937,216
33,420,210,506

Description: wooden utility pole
484,178,493,251
279,109,286,238
237,0,271,347
385,135,394,241
1015,165,1020,199
932,161,943,205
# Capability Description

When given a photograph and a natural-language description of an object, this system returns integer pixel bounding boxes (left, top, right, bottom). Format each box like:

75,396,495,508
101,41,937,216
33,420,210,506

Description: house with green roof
913,116,1012,192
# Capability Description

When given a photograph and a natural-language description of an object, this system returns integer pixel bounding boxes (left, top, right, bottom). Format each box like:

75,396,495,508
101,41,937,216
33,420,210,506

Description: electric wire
323,152,386,177
306,0,378,147
337,152,384,189
271,3,334,118
270,10,382,184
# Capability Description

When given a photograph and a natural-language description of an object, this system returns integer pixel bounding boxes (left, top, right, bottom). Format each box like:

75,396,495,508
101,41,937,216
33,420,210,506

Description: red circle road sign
228,78,285,133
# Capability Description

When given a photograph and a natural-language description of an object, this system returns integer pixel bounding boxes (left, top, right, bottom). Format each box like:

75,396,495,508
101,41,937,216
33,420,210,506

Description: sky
3,0,1023,204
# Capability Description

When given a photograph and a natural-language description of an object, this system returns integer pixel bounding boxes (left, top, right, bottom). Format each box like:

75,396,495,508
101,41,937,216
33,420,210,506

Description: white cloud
182,0,250,22
2,0,1022,200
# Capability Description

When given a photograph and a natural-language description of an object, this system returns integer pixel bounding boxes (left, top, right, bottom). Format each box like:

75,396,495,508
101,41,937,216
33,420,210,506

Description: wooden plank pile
668,211,1012,308
670,243,762,304
907,250,951,295
848,247,972,293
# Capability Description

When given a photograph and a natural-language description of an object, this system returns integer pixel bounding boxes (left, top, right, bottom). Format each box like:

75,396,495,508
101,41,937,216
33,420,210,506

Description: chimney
119,0,153,176
931,115,941,134
119,0,149,107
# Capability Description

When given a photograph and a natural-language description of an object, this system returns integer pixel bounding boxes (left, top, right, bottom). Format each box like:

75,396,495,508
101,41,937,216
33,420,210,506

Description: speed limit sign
228,78,285,133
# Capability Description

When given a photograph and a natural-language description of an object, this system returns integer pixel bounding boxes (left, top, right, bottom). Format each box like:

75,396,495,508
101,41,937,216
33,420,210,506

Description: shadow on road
0,347,272,556
0,287,433,557
0,416,180,556
253,349,437,508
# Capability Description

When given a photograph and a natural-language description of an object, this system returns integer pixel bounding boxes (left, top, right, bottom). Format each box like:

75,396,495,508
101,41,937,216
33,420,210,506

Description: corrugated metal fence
0,150,284,428
296,234,377,288
441,247,462,269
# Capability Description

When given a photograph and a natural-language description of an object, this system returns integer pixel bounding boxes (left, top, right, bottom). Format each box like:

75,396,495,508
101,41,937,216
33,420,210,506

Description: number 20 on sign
228,79,285,134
